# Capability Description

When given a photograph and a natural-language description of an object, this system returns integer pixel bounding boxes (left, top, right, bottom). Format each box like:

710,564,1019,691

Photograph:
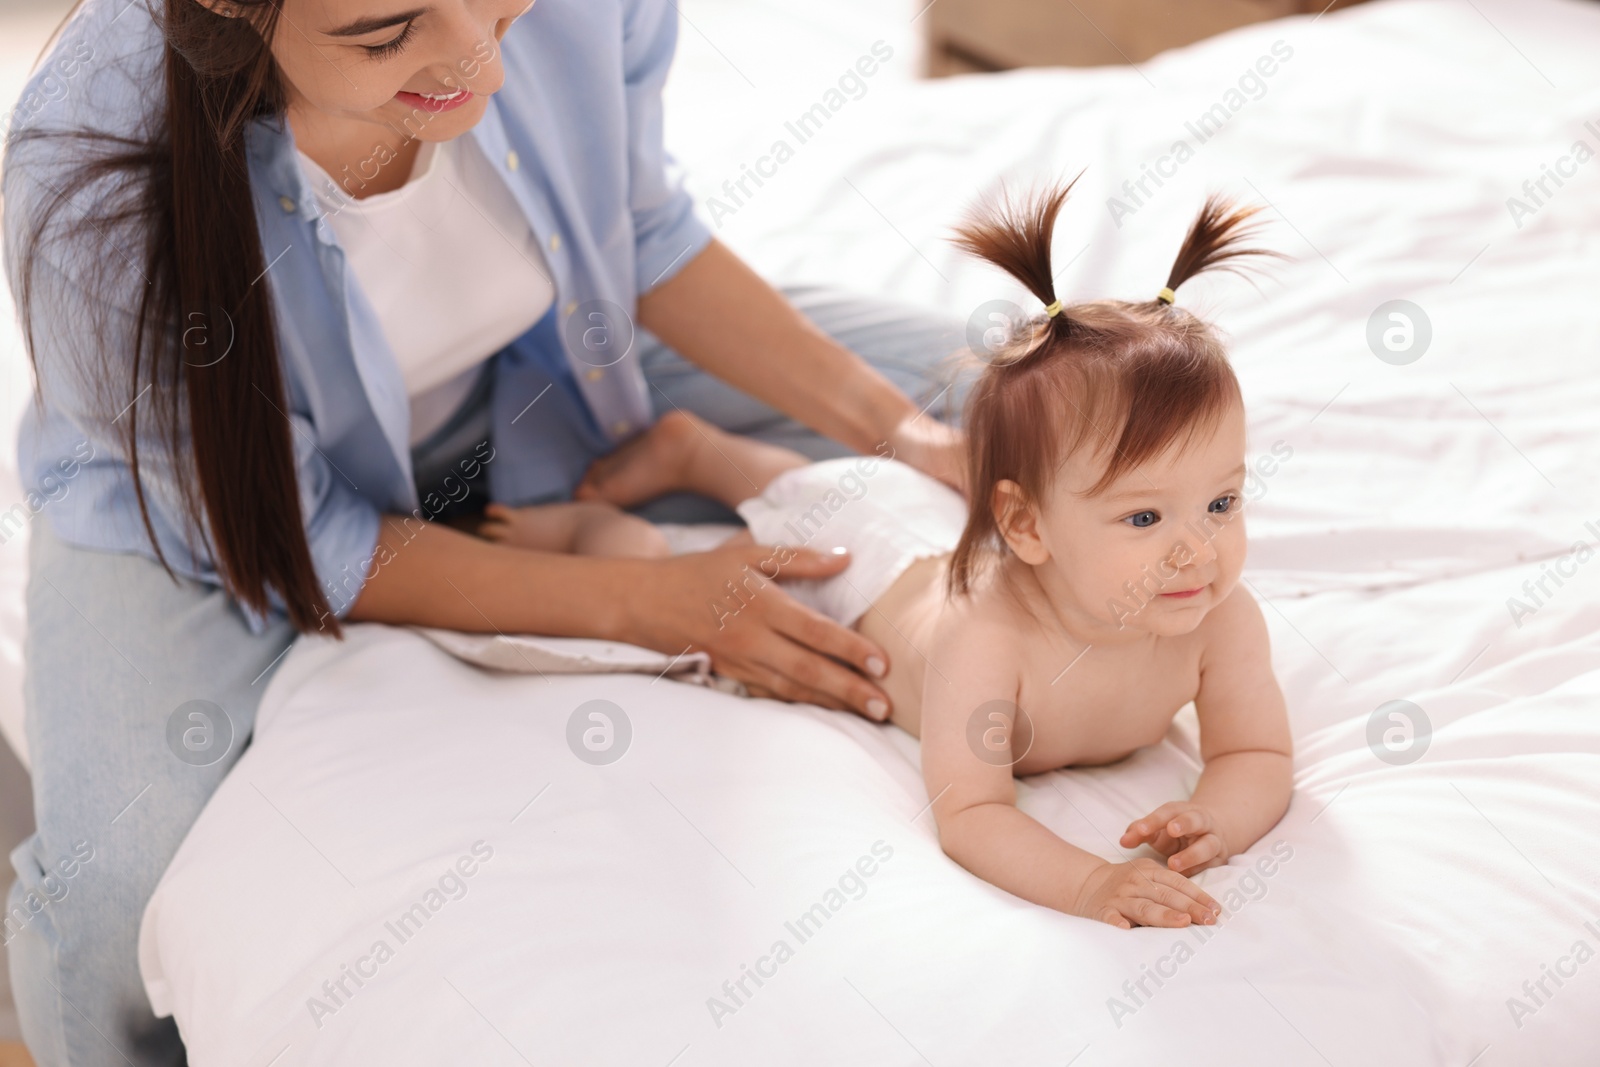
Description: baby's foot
575,409,710,507
477,501,563,549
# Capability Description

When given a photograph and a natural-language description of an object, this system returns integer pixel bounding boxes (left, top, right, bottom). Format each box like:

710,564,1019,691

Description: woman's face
262,0,535,145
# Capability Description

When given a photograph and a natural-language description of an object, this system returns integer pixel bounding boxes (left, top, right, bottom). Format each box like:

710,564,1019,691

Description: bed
9,0,1600,1062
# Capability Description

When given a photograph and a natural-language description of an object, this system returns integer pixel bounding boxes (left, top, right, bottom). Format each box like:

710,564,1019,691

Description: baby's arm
1122,586,1293,874
921,608,1220,929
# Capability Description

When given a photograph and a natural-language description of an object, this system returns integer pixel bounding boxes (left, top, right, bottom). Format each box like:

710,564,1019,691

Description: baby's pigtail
950,173,1083,352
1160,195,1286,305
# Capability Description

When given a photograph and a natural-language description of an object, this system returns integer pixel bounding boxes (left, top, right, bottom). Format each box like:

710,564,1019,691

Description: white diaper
735,456,968,626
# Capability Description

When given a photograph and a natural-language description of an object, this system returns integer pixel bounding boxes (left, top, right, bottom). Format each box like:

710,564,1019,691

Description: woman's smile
396,87,475,112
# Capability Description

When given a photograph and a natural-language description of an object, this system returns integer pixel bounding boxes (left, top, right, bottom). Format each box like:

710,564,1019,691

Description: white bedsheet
140,0,1600,1063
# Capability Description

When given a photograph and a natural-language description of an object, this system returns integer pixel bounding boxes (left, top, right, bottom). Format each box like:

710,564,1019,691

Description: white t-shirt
298,136,554,445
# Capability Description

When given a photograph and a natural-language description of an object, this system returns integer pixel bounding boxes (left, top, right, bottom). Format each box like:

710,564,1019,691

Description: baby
480,178,1293,930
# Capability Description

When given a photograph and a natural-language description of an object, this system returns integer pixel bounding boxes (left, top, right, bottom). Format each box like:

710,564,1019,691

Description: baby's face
1029,402,1249,638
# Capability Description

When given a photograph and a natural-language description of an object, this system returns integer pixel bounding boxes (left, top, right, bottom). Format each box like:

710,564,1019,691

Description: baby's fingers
1152,866,1222,919
1163,807,1212,839
1169,833,1224,874
1147,880,1219,926
1123,802,1188,844
1098,907,1133,931
1127,897,1195,929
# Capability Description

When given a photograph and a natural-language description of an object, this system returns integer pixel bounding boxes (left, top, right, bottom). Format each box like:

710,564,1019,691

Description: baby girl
480,178,1293,930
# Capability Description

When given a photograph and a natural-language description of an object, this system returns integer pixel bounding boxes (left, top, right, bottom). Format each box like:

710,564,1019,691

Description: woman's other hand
620,542,893,720
884,413,967,497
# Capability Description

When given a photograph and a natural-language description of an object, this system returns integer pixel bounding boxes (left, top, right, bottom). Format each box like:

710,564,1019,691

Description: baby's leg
477,501,671,558
577,410,808,511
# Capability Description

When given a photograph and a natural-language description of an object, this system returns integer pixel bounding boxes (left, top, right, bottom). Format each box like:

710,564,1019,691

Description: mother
1,0,964,1060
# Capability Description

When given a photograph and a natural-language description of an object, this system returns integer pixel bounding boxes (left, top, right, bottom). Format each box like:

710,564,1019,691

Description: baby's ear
992,479,1050,565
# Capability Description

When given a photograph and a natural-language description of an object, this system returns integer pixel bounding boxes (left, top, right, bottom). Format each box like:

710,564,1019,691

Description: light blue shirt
2,0,712,632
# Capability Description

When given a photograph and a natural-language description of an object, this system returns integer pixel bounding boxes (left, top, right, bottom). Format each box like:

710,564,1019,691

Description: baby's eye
1208,495,1237,515
1123,510,1159,528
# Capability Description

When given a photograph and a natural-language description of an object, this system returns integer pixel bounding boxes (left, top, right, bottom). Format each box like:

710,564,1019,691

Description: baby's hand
1072,859,1221,930
1121,802,1231,877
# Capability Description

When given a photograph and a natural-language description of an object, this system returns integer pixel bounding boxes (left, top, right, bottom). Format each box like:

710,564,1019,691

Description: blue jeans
4,285,965,1066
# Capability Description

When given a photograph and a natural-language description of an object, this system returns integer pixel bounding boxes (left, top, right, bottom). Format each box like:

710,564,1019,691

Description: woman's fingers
636,544,892,720
739,665,850,713
761,625,890,720
750,546,891,718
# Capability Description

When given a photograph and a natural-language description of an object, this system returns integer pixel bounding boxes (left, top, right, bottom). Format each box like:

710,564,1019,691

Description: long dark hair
945,176,1283,595
9,0,338,633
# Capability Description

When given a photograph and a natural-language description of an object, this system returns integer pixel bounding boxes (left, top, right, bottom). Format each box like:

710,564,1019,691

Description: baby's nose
1169,537,1218,570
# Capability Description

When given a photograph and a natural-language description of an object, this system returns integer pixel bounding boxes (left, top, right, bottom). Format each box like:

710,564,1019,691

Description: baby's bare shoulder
929,583,1027,660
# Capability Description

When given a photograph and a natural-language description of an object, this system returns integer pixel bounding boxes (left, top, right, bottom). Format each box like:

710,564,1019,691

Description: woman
1,0,966,1061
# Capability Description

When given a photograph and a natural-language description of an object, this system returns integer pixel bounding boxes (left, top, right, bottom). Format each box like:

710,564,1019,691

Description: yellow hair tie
1156,287,1177,305
1043,299,1063,318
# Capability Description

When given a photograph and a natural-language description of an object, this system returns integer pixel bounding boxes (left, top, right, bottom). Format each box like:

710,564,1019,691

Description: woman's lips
395,88,474,113
1159,586,1205,599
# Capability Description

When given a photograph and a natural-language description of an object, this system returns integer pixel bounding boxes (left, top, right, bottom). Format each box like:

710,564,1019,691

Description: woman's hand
618,542,893,720
1072,858,1222,930
884,413,967,497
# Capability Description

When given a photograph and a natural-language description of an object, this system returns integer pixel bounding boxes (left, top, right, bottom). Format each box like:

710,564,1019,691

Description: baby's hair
946,174,1283,596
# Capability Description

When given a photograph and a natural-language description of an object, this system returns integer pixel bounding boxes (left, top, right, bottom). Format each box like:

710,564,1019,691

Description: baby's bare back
860,556,1207,773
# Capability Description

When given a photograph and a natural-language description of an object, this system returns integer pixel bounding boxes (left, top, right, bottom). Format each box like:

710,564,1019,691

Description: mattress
138,0,1600,1063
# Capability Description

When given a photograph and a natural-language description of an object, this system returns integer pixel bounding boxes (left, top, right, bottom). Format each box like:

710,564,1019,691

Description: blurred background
0,0,1364,1059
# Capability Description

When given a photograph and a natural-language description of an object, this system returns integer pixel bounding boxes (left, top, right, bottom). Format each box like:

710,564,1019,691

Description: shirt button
278,195,296,214
611,420,630,437
548,233,561,253
585,368,604,382
506,150,519,171
563,300,577,316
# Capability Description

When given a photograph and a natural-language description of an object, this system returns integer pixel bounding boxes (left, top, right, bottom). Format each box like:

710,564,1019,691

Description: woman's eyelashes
363,20,417,60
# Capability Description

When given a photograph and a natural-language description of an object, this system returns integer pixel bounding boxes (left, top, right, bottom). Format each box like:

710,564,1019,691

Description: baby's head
947,177,1279,637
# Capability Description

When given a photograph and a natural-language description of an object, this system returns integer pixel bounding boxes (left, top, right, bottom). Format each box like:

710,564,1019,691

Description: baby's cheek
1214,540,1248,592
